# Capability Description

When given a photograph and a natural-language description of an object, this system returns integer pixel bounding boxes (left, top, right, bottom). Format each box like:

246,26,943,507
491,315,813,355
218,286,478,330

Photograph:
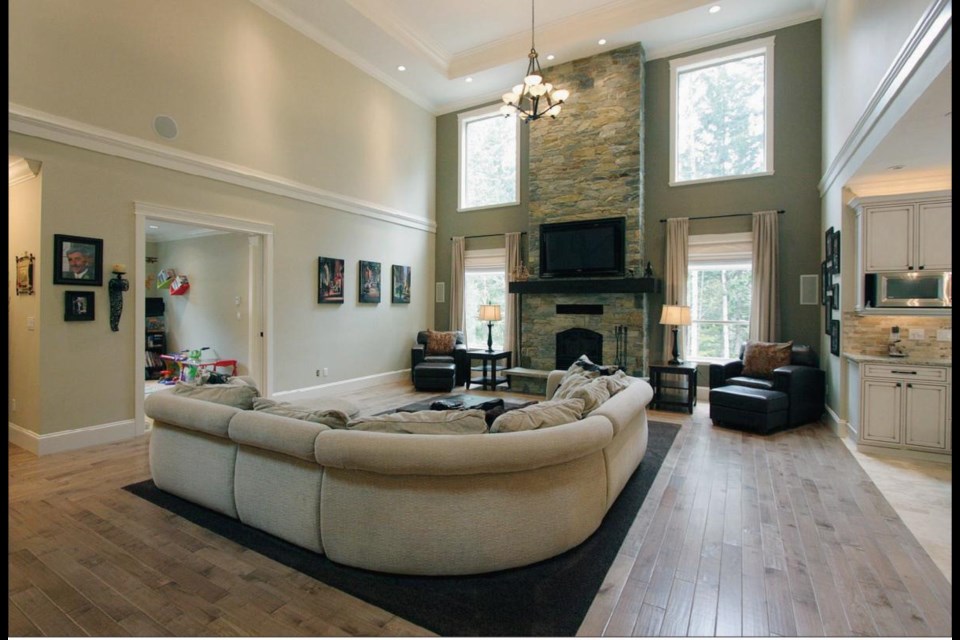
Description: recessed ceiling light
887,165,905,171
598,39,607,46
709,5,722,14
465,77,473,83
149,225,160,229
397,65,406,72
546,54,555,61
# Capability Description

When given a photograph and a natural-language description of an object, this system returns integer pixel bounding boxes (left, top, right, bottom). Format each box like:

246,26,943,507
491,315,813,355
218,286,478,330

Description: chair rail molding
8,103,436,233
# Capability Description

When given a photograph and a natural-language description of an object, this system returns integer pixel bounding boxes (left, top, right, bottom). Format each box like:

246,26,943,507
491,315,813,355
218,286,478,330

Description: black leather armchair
411,330,469,387
709,343,825,427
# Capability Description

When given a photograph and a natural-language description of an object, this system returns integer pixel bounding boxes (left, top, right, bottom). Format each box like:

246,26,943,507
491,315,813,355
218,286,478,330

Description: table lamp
659,304,691,365
478,304,502,353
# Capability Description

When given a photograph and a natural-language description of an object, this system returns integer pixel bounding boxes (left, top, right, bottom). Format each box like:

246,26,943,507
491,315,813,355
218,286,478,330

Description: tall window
464,248,506,350
670,36,775,186
686,233,752,360
458,106,520,211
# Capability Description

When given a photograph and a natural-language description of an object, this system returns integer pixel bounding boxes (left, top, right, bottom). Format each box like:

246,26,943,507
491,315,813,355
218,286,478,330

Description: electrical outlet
937,328,952,341
909,328,925,340
323,368,329,377
11,398,16,412
26,316,35,331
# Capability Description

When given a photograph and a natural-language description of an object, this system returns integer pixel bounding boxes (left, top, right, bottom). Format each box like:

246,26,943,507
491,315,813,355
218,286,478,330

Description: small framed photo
820,261,829,306
65,291,95,321
831,230,841,274
824,292,832,335
829,319,840,356
318,256,345,303
392,265,411,303
832,283,840,310
16,252,35,295
825,227,834,261
54,234,103,286
358,260,381,303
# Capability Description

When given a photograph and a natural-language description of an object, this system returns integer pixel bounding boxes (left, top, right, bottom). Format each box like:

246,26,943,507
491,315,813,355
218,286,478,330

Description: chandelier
499,0,570,122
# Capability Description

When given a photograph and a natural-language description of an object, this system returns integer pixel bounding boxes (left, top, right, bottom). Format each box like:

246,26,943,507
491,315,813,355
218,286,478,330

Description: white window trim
457,104,521,212
669,36,775,187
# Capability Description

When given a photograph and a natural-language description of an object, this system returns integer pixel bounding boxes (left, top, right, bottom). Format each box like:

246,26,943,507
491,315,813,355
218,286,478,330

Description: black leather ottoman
413,362,456,392
709,385,789,434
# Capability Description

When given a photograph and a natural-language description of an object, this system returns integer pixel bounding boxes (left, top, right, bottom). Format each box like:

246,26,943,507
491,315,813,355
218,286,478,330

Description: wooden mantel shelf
509,278,661,294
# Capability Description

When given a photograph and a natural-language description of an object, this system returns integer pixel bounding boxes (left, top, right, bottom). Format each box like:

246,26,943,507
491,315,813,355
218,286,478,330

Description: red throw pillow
741,341,793,379
425,330,456,356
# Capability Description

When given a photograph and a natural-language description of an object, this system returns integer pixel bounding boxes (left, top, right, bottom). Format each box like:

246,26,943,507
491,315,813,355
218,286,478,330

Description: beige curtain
504,232,522,357
750,210,780,342
663,218,689,362
450,237,466,332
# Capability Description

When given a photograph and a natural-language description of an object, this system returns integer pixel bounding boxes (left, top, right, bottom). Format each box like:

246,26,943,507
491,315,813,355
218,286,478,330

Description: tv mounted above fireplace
539,216,625,278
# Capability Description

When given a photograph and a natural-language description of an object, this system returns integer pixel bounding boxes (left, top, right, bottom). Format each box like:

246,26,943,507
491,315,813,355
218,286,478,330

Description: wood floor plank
8,598,43,637
631,602,665,636
9,586,88,637
659,577,696,636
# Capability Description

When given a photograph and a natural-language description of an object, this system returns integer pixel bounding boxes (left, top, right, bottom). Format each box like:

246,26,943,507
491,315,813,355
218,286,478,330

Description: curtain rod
659,209,785,223
451,231,528,240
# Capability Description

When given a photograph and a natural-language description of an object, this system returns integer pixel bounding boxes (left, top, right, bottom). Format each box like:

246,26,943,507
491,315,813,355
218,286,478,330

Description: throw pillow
424,330,457,356
293,397,361,418
741,341,794,379
490,398,585,433
252,398,350,428
173,380,259,409
553,375,611,414
347,409,488,434
603,370,634,396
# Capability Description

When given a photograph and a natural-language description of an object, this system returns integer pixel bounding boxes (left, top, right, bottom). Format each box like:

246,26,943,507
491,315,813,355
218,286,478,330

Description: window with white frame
686,232,753,360
458,105,520,211
464,248,507,350
670,36,775,186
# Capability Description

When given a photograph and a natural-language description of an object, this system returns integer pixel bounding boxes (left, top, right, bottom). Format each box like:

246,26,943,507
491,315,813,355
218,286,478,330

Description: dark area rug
124,420,680,636
384,393,538,414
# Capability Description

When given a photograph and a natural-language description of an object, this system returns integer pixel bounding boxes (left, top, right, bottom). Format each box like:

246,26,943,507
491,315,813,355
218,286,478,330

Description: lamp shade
478,304,502,322
659,305,691,326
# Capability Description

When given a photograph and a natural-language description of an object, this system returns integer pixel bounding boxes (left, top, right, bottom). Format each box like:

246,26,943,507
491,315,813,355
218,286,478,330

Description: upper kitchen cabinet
850,191,952,273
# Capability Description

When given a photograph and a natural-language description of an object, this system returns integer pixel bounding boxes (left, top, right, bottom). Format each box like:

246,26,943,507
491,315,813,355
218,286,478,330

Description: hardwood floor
8,382,952,637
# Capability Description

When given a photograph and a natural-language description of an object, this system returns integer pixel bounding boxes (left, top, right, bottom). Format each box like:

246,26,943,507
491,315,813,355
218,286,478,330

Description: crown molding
8,103,436,233
8,156,38,187
818,0,952,197
344,0,451,73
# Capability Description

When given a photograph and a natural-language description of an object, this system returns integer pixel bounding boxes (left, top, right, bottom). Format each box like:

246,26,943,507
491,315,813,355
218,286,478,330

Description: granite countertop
842,352,952,367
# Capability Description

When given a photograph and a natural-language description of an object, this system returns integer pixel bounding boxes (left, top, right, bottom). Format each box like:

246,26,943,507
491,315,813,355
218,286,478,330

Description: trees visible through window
464,249,506,350
670,36,775,185
686,233,752,360
458,106,519,211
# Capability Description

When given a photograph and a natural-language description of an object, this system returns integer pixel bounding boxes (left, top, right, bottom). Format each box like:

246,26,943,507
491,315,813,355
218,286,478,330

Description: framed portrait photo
65,291,95,321
317,256,345,304
54,234,103,286
16,252,35,295
358,260,381,303
392,265,411,303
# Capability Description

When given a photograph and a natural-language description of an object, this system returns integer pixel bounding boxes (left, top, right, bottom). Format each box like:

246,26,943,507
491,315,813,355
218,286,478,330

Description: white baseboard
272,369,408,403
9,419,139,456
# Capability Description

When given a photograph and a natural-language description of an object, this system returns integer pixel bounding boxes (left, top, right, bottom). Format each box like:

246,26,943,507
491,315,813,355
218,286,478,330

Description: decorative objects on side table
318,256,345,303
108,264,129,331
392,265,411,303
16,252,35,295
54,234,103,286
478,304,502,352
660,304,691,365
64,291,95,321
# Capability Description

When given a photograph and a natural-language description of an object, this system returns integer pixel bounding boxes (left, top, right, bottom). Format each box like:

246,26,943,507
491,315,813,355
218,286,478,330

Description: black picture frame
820,261,829,305
358,260,381,303
829,319,840,356
65,291,95,321
825,227,834,261
832,283,840,310
54,234,104,286
824,291,832,334
831,230,841,274
392,265,411,303
317,256,345,303
16,252,35,295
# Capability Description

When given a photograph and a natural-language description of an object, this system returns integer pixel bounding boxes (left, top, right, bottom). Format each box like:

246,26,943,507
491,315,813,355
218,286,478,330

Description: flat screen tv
539,217,626,278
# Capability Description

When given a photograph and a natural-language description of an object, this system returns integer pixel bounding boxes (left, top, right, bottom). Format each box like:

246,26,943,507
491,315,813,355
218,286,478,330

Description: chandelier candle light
500,0,570,122
660,304,691,365
478,304,502,352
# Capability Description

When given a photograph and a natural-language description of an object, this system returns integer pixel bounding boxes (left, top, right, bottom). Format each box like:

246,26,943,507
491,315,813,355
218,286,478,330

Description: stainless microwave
865,271,952,308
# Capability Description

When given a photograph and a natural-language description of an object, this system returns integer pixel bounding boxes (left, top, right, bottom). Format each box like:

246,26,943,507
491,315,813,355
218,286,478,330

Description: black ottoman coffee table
412,362,456,392
709,385,789,434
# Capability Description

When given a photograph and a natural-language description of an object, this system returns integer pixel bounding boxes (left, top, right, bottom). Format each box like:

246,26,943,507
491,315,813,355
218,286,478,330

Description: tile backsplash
842,312,952,360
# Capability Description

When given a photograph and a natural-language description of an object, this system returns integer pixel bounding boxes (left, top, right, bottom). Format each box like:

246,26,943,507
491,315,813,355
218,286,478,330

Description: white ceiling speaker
153,115,179,139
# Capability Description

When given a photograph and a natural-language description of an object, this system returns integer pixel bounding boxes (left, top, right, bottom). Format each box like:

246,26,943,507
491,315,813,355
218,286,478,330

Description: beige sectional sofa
144,371,654,575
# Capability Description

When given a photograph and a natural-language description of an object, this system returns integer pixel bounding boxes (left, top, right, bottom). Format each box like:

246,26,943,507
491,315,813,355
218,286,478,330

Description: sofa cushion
603,370,634,396
553,374,612,414
741,341,793,379
489,398,585,433
424,330,457,356
347,409,488,434
284,396,361,418
252,398,350,428
172,380,259,409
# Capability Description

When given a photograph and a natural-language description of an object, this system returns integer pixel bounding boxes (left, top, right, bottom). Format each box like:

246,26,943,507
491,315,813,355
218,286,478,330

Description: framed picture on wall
831,230,841,273
65,291,95,321
358,260,381,303
825,227,834,261
829,319,840,356
16,252,35,295
317,256,345,303
832,283,840,310
824,292,832,335
392,265,411,303
820,261,829,305
54,234,103,286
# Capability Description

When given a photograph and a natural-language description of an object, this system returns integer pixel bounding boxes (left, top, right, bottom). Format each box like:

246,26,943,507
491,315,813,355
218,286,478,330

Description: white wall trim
9,419,139,456
8,156,38,186
818,0,952,196
8,103,437,233
272,369,408,404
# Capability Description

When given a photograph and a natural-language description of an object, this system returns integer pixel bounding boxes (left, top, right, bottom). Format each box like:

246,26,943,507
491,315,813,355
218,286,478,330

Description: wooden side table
466,350,512,391
649,362,698,413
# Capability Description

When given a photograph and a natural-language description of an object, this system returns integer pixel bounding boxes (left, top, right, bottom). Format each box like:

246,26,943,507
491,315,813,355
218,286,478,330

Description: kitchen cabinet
858,362,950,455
851,191,951,273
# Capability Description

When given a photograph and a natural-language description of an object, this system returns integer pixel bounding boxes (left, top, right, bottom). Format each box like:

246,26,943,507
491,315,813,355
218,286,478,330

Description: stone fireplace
556,328,603,369
518,43,649,374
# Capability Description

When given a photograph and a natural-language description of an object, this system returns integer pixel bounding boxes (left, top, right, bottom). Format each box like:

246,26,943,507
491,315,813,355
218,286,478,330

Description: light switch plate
937,329,952,341
909,328,925,340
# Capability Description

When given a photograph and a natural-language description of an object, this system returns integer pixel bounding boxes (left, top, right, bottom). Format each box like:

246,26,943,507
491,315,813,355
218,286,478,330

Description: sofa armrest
546,370,566,399
145,392,240,438
709,360,743,388
452,344,469,386
772,365,825,425
229,411,330,462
